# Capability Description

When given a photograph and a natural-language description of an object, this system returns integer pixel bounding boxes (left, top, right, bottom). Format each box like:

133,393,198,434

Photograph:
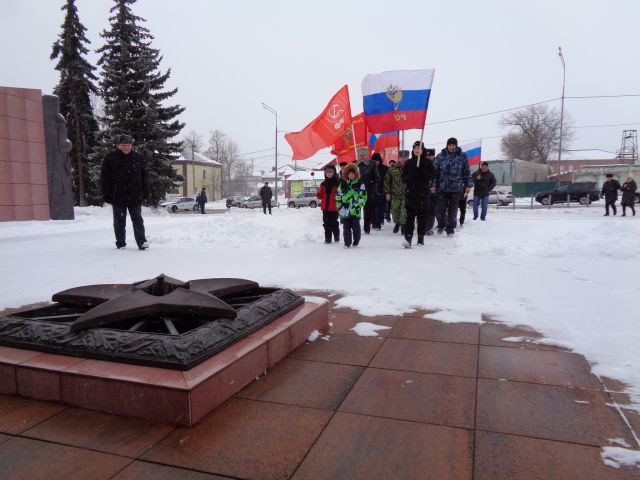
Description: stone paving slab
292,412,473,480
0,292,639,479
339,367,476,429
23,408,175,458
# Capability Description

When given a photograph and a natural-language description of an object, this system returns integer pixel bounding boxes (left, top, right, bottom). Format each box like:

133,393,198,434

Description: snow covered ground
1,203,639,409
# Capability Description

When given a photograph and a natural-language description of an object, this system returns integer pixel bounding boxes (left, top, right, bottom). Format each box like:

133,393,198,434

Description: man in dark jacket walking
402,141,436,248
259,182,273,214
196,187,207,214
433,137,472,236
601,173,621,216
100,134,149,250
357,149,380,234
472,162,497,221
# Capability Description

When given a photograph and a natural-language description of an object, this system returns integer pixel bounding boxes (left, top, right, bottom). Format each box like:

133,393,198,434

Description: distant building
574,164,640,189
283,171,323,198
170,151,222,200
548,158,636,183
485,160,549,185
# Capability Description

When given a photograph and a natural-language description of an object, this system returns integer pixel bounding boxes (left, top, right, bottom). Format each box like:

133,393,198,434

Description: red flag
285,85,352,160
331,112,370,163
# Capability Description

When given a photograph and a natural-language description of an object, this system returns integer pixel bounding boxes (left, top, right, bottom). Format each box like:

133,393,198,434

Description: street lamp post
556,46,566,187
261,103,278,202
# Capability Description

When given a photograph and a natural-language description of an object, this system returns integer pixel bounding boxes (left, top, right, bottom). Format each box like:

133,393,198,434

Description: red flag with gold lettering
331,112,370,163
285,85,352,160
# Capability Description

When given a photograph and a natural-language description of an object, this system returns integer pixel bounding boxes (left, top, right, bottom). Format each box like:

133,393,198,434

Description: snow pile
307,330,321,342
0,205,639,409
349,322,391,337
601,447,640,469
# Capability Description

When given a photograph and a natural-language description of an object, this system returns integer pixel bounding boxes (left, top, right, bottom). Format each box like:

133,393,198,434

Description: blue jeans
473,195,489,220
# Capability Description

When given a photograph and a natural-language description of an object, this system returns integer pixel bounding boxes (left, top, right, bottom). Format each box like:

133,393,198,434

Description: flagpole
416,72,434,167
351,123,358,161
401,131,405,150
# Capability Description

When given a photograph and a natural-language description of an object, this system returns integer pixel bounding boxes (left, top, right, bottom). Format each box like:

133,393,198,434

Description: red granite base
0,300,328,426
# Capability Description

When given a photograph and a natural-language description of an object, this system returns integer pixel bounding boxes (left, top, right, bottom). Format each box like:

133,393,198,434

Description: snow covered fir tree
96,0,184,206
50,0,99,206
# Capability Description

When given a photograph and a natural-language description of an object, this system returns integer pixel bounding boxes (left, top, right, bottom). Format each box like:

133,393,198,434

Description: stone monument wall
0,87,50,221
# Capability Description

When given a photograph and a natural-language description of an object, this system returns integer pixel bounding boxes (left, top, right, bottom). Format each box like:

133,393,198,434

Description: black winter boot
403,234,412,249
417,235,424,245
393,224,400,234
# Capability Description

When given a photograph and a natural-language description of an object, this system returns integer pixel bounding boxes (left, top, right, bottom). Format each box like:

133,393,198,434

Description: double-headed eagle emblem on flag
385,84,403,111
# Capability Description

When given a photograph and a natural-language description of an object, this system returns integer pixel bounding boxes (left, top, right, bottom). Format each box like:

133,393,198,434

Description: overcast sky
2,0,639,171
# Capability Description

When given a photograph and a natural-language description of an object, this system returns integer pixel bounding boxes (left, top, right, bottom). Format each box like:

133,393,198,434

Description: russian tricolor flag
362,69,435,134
461,139,482,166
369,131,399,151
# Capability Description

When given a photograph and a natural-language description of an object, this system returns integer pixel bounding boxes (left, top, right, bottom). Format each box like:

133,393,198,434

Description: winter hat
412,141,424,149
371,152,383,162
324,164,337,174
606,173,614,178
114,134,134,145
342,162,360,180
398,150,410,158
446,137,458,146
481,161,489,167
356,147,369,156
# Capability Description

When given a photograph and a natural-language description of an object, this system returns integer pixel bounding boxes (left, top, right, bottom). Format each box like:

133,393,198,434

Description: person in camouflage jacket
336,163,368,248
385,150,408,234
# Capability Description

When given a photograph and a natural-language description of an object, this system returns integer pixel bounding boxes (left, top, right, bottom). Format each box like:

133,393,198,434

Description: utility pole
556,46,566,187
261,103,278,203
191,143,196,195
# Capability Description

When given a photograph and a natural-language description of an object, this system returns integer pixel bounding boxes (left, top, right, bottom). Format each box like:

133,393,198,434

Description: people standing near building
259,182,273,215
601,173,621,216
385,150,408,234
621,176,637,217
336,163,367,248
433,138,472,237
402,141,436,248
357,148,380,234
100,134,149,250
317,164,340,243
196,187,207,214
471,162,496,221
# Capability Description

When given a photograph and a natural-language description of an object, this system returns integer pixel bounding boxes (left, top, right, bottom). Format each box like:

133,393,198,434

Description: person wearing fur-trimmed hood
336,163,368,248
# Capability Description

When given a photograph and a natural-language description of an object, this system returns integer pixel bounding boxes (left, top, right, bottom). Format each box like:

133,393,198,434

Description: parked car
226,195,245,208
467,190,513,206
160,197,198,212
287,192,318,208
534,182,599,205
240,196,263,209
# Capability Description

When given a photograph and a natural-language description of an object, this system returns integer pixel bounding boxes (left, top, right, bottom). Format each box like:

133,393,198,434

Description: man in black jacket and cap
100,134,149,250
357,148,380,234
259,182,273,214
402,141,436,248
471,162,496,221
601,173,621,216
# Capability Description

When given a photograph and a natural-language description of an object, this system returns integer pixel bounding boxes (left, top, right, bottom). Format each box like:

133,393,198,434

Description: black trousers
426,193,439,232
437,192,461,234
363,202,373,233
458,195,467,225
405,203,428,239
622,204,636,215
262,200,272,214
605,198,617,215
199,203,205,214
322,210,340,242
112,203,146,248
373,196,385,229
342,217,361,247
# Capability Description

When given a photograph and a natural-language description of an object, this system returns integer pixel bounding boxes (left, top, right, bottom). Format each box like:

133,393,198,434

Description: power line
427,98,560,125
566,94,640,99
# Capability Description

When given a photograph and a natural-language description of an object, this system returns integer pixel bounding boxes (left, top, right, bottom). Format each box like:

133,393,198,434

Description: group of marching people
317,137,496,249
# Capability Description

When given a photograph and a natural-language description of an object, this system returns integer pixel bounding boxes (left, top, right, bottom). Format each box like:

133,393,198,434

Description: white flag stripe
461,139,482,152
362,69,435,96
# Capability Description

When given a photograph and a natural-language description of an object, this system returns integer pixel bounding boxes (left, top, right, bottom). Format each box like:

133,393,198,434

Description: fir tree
96,0,184,206
50,0,99,206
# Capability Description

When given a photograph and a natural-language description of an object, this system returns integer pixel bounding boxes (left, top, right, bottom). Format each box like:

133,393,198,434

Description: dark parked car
535,182,599,205
226,195,245,208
